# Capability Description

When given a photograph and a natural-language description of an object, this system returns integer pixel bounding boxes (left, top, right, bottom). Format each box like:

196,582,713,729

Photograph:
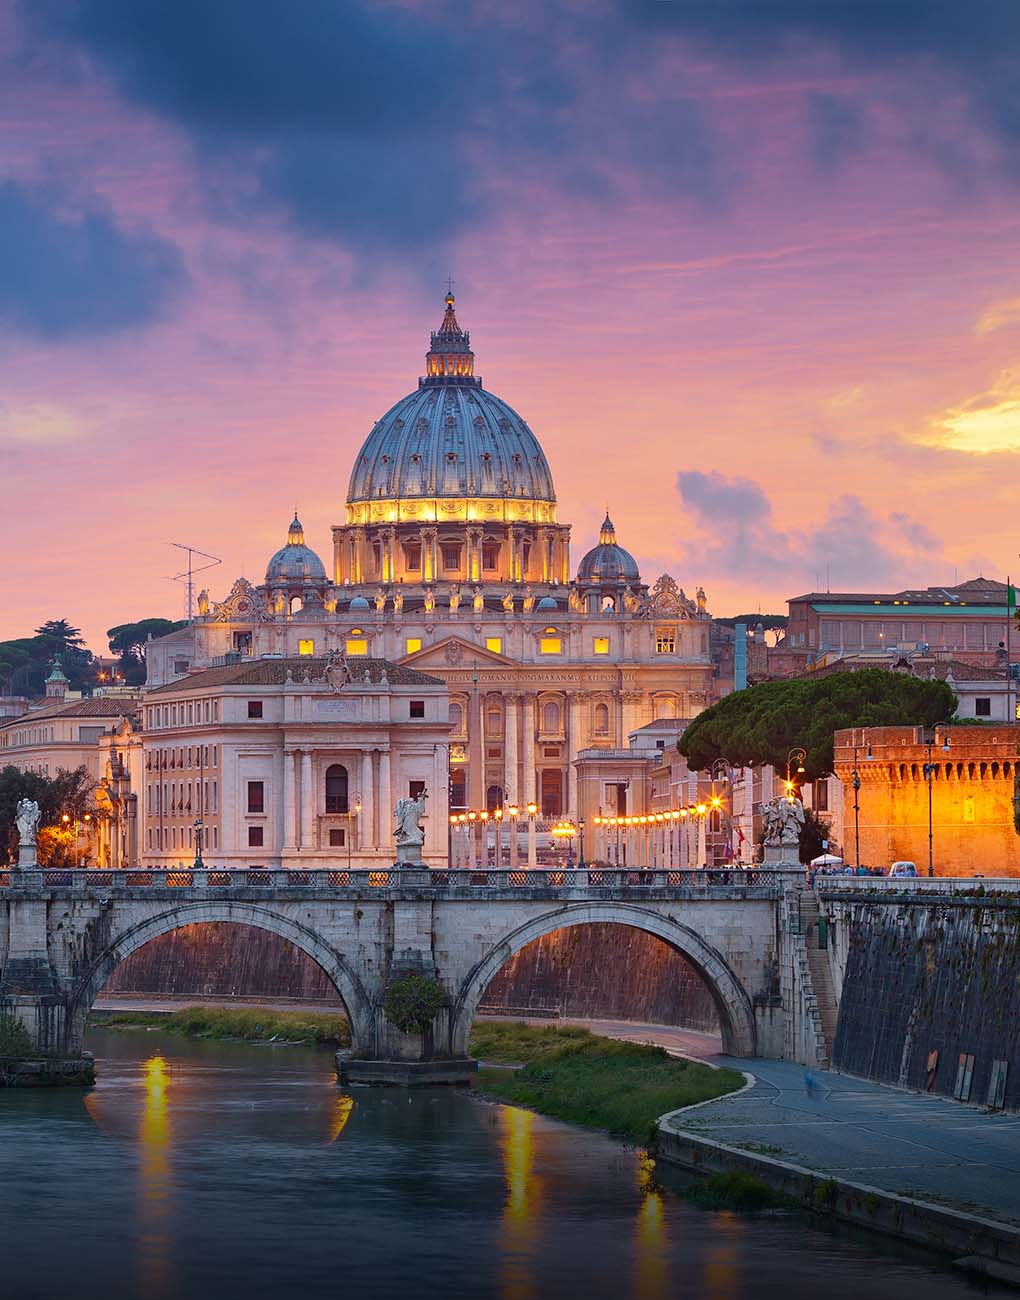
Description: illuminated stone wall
834,725,1020,876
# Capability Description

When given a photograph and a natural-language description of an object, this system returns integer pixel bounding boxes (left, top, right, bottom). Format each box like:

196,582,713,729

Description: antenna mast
169,543,222,622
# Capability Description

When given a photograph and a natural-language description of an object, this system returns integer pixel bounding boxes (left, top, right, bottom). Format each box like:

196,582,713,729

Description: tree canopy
107,618,187,685
0,765,99,864
679,669,957,779
0,620,96,696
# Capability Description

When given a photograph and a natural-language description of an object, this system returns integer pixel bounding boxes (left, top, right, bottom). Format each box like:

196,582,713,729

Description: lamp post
922,729,951,878
526,801,538,868
193,817,204,869
348,792,361,871
695,803,708,868
578,816,586,868
786,747,807,796
710,758,729,865
507,804,520,869
493,806,503,869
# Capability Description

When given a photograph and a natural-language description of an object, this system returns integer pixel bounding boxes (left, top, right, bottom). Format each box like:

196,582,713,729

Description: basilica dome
577,513,640,584
346,293,555,511
266,514,327,584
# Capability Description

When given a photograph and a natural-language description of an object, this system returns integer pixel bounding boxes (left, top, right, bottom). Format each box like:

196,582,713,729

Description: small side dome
577,511,640,584
536,596,558,610
266,513,327,584
348,595,371,611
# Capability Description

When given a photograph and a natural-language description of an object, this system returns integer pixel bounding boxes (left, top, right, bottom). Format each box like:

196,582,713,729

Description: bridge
0,865,809,1082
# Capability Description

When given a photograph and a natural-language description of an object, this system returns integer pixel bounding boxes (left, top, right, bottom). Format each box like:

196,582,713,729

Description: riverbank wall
819,882,1020,1110
656,1118,1020,1285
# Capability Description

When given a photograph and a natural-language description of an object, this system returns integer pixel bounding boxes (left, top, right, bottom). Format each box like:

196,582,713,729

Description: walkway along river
0,1030,1006,1300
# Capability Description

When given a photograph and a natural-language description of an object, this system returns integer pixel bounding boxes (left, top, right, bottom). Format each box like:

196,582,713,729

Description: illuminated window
486,637,503,654
655,627,676,654
405,637,422,655
593,636,609,655
346,638,368,656
482,541,500,570
540,637,562,655
298,639,314,656
441,544,461,570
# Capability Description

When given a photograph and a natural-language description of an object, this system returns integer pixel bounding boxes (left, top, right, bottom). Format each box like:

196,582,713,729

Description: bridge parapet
0,866,791,901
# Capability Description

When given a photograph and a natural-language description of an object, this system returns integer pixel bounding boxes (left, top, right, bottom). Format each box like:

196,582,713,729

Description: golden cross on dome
445,273,455,296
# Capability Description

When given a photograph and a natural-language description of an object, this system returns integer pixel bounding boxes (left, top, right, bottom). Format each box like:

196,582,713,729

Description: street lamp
507,804,520,869
578,816,586,869
526,801,538,869
922,729,951,878
786,747,807,796
193,817,204,869
348,792,362,871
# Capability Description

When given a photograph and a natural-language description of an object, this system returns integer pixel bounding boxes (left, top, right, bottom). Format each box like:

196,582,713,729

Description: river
0,1030,1001,1300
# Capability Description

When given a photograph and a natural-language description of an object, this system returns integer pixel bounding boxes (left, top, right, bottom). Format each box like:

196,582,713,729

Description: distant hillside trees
107,619,186,685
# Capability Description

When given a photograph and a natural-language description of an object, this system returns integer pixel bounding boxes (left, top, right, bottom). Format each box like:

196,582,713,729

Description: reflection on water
635,1157,667,1300
329,1093,355,1144
139,1056,173,1299
501,1105,541,1300
2,1030,998,1300
703,1213,742,1300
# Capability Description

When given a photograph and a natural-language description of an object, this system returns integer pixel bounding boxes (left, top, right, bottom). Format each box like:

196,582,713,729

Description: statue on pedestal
760,796,805,848
394,789,428,864
16,799,41,847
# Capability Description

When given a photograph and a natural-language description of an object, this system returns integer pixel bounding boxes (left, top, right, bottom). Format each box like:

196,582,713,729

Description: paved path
677,1056,1020,1226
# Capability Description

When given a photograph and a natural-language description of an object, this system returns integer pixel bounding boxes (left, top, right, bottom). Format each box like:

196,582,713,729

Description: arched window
325,764,349,813
486,784,504,812
449,702,463,734
593,702,610,734
543,700,560,732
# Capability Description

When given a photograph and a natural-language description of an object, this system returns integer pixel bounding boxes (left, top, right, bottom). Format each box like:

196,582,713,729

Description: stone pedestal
337,1055,477,1087
764,842,801,868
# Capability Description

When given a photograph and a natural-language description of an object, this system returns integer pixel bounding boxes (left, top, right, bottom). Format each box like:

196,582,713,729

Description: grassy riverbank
469,1022,744,1146
91,1007,351,1046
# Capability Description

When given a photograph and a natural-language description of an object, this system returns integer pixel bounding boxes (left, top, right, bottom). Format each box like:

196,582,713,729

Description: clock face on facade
236,599,252,615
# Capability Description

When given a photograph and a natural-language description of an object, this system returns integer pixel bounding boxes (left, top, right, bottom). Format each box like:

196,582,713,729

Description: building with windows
140,656,450,869
785,578,1012,669
147,292,717,829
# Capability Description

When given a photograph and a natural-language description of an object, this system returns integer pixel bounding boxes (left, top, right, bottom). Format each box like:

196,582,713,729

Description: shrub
0,1015,35,1059
383,973,445,1034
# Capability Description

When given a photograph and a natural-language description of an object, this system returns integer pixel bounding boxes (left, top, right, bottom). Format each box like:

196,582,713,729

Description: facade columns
361,751,375,850
283,749,297,851
521,695,536,808
468,687,485,811
504,693,519,803
300,750,314,850
378,749,392,853
567,692,587,820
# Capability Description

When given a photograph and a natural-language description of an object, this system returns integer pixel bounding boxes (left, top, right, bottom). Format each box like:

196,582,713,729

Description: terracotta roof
2,695,143,724
146,657,444,695
808,655,1007,683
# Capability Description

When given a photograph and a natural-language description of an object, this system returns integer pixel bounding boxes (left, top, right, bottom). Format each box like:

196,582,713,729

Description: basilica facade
147,293,717,827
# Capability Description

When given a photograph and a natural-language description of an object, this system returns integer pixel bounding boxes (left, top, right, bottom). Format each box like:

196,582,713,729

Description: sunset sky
4,1,1020,652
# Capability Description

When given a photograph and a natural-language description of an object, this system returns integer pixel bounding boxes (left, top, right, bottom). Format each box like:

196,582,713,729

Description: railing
0,866,786,895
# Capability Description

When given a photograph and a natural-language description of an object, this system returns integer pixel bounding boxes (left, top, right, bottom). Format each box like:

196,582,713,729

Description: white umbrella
810,853,843,866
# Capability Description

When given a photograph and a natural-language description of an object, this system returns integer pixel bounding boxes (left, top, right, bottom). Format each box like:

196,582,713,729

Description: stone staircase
799,891,839,1064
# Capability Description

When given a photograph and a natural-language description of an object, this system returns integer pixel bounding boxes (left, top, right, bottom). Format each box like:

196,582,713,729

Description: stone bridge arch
449,902,757,1058
66,901,375,1055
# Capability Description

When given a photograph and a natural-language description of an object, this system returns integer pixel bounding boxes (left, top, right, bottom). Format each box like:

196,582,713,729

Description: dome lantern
424,289,477,385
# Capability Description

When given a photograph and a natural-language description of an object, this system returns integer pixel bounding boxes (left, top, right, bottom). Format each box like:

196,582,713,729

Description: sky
4,0,1020,652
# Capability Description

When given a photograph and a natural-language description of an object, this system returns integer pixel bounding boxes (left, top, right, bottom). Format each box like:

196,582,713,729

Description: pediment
399,635,518,669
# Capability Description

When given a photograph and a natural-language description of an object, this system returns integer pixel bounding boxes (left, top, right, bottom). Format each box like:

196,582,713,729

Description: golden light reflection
702,1211,742,1300
329,1094,355,1144
635,1156,668,1300
139,1055,173,1299
500,1106,541,1300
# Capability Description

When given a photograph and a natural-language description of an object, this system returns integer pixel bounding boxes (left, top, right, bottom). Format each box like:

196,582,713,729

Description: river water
1,1031,1000,1300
